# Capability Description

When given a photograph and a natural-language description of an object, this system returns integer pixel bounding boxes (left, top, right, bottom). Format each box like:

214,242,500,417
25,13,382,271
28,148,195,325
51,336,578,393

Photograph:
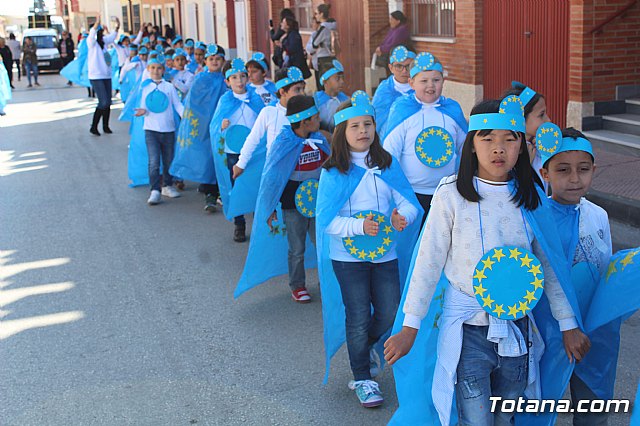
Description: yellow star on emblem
473,268,487,283
306,189,312,195
296,194,302,200
191,118,199,127
520,253,533,268
528,264,542,276
368,251,377,261
507,304,519,319
436,129,443,136
416,146,424,152
502,101,507,106
493,304,505,318
297,201,303,207
382,237,392,246
446,149,453,155
518,301,530,314
440,155,448,162
426,157,434,164
446,141,453,147
473,283,487,297
301,207,308,214
190,128,198,138
619,251,637,271
308,195,314,202
377,246,386,255
442,134,450,141
417,138,425,144
606,259,618,281
509,247,521,260
434,159,441,166
553,131,559,137
314,182,319,189
383,225,393,234
358,250,366,259
343,237,354,247
428,128,436,135
356,213,365,219
376,215,385,223
299,184,306,191
481,294,494,308
524,289,537,303
530,277,544,290
420,152,427,159
483,119,488,124
349,246,358,255
482,257,495,270
499,108,505,113
492,248,506,262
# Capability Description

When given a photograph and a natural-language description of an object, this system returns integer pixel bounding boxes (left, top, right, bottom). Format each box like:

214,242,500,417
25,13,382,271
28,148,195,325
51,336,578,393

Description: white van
23,28,63,72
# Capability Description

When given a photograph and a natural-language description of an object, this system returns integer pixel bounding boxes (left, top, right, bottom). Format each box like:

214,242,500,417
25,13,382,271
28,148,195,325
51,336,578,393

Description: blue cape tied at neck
372,75,413,138
234,126,330,298
60,39,91,88
209,87,265,220
389,181,583,426
169,70,227,184
313,90,348,108
108,48,120,91
119,64,139,103
0,65,11,110
315,157,423,384
382,94,468,142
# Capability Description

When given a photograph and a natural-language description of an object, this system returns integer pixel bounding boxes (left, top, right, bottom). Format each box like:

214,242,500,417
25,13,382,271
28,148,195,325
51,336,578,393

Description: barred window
291,0,314,31
122,6,130,33
409,0,455,37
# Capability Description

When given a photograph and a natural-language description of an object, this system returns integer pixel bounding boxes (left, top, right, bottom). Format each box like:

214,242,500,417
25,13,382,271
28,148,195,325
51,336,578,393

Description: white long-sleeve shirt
113,43,128,66
325,150,419,263
384,95,466,195
402,175,577,330
87,27,119,80
236,101,289,169
224,92,259,154
140,80,184,132
172,69,194,97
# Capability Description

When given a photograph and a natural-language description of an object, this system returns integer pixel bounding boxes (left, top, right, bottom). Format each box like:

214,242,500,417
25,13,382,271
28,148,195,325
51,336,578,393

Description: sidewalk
587,148,640,228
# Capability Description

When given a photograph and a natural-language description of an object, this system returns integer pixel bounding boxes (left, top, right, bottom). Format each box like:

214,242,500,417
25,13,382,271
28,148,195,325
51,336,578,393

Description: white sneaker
147,190,161,205
161,186,181,198
348,380,384,408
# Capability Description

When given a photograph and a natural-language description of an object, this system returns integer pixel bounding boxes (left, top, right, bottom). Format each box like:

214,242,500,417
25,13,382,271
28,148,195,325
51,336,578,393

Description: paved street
1,74,638,425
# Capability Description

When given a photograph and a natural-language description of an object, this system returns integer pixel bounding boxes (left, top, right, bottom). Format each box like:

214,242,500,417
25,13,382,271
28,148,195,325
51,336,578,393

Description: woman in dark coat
279,17,311,79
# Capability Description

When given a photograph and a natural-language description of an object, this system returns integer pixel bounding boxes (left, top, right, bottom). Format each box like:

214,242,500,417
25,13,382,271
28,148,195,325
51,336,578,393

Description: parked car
23,28,63,72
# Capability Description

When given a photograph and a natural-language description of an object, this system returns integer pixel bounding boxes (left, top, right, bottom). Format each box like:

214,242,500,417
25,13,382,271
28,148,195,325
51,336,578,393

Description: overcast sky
0,0,57,17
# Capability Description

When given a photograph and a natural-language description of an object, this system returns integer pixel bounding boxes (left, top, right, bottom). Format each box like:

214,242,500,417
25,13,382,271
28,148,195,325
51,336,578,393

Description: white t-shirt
86,27,118,80
225,92,259,154
236,102,289,169
140,80,185,132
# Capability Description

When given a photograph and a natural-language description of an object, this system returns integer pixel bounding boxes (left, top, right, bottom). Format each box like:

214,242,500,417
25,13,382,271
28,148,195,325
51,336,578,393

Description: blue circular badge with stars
415,126,454,168
224,125,251,153
146,89,170,113
295,179,319,218
343,210,396,262
472,246,544,320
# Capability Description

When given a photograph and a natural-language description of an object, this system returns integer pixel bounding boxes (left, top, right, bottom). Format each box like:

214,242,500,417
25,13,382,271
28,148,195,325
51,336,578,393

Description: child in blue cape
234,95,329,302
169,44,227,212
383,52,468,225
503,81,551,190
170,48,194,100
133,57,184,205
187,42,205,74
246,52,277,106
384,97,590,425
537,126,613,425
316,91,421,408
371,45,415,137
184,39,195,62
209,58,264,242
313,59,348,134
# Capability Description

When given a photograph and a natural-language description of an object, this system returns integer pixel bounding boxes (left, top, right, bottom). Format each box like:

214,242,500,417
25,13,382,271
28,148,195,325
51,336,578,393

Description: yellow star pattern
383,237,392,246
507,304,519,319
509,247,521,259
606,259,618,282
368,251,377,261
520,253,533,268
349,246,358,255
473,283,487,297
383,225,393,235
481,294,494,308
358,250,366,259
376,215,385,223
473,268,487,283
308,195,314,202
343,237,354,247
493,304,505,318
530,277,544,290
528,264,542,276
518,301,530,315
492,249,506,262
377,246,386,255
524,289,538,303
190,128,198,138
619,250,638,271
190,118,199,127
482,257,495,270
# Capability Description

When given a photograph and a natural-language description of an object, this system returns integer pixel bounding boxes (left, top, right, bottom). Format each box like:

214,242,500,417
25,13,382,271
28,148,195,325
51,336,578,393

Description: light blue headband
225,58,247,79
147,57,164,66
468,95,526,133
142,37,150,44
204,44,224,58
320,59,344,86
288,105,319,123
172,48,186,60
248,52,268,71
410,52,443,78
155,44,164,53
185,40,194,48
138,47,149,55
275,67,304,90
536,122,594,165
512,81,537,107
172,35,182,44
389,45,416,64
130,45,139,52
333,90,375,126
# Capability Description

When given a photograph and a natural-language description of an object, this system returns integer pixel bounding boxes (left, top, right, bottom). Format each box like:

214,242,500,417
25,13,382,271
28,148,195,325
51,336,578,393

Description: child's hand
391,208,408,231
232,165,244,179
384,326,418,365
363,214,379,236
562,328,591,363
267,210,278,232
134,108,147,117
221,119,230,130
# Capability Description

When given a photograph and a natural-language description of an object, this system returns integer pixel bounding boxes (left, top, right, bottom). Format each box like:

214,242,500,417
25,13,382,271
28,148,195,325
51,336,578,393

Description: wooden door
328,0,365,94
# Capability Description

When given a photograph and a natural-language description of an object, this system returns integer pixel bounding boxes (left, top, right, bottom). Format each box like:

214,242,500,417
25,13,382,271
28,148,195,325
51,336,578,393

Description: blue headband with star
468,95,526,133
247,52,268,71
172,35,182,45
275,67,305,90
287,105,319,123
410,52,444,78
333,90,376,126
172,48,186,60
225,58,247,79
389,45,416,64
536,122,594,165
155,44,164,53
138,47,149,55
195,41,206,51
142,37,150,44
204,44,224,58
147,57,164,66
512,81,537,107
185,40,194,48
320,59,344,86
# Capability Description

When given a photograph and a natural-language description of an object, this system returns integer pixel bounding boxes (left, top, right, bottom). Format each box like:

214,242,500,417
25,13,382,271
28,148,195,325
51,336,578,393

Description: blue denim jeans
332,259,400,381
282,208,315,291
570,374,608,426
145,130,175,191
455,317,529,426
24,60,38,85
90,78,112,109
225,153,245,226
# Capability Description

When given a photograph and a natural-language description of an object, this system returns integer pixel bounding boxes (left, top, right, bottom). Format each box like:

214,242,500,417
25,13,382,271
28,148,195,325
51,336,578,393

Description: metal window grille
410,0,455,37
292,0,313,30
132,4,141,33
122,5,130,33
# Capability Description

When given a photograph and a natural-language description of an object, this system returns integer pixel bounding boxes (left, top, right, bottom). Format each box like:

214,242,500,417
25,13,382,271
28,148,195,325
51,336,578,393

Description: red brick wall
403,0,482,85
570,0,640,102
365,0,390,61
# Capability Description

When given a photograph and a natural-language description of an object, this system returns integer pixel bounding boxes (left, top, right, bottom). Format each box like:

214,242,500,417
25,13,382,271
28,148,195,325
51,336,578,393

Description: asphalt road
1,74,638,425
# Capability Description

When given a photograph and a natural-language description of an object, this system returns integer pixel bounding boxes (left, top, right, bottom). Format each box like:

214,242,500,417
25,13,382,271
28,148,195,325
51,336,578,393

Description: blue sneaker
348,380,384,408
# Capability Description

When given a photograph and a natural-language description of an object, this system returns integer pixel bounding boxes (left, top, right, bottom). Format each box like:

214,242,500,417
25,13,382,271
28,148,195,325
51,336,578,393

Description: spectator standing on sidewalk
0,38,13,89
22,37,39,87
375,11,411,71
58,31,75,86
7,33,21,82
307,3,337,90
280,17,311,80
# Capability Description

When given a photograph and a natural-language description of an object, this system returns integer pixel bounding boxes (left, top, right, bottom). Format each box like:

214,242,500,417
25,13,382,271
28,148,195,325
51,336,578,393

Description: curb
586,189,640,228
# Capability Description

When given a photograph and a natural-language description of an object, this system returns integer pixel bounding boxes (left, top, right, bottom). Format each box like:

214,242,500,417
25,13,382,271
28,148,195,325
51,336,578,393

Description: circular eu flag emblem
342,211,396,261
295,179,319,218
472,246,544,320
145,89,170,113
225,125,251,153
415,126,455,168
